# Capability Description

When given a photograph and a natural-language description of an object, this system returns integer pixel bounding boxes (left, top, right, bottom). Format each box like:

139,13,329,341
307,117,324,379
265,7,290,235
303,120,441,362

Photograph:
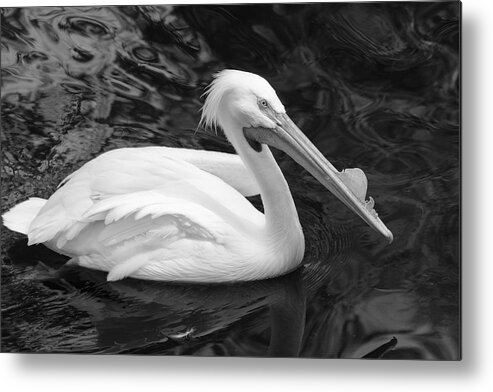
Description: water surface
1,2,460,359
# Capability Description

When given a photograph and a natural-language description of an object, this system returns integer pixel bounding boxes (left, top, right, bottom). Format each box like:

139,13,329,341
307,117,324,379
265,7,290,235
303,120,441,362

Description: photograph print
1,1,460,359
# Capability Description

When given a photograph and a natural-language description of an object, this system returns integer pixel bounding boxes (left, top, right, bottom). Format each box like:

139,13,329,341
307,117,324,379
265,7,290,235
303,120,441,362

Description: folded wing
27,147,263,248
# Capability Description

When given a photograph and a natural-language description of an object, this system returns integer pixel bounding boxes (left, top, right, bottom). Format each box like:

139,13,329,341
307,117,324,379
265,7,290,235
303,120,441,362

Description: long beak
244,112,393,243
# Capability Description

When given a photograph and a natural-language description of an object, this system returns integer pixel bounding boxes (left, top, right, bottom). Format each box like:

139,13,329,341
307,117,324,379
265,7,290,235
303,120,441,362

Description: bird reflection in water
43,262,307,357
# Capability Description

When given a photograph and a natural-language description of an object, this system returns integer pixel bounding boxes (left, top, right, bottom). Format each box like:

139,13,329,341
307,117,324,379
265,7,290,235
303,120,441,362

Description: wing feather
152,146,260,197
98,216,177,246
26,147,263,248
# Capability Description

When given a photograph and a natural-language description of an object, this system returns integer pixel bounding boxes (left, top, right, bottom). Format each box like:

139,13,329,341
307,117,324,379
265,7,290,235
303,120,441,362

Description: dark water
0,2,460,359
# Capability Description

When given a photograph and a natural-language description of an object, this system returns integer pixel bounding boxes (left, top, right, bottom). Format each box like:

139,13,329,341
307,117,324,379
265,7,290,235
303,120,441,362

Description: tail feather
2,197,47,235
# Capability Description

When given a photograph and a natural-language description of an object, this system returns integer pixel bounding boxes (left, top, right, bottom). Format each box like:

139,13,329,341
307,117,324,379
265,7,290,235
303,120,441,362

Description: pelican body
3,70,393,283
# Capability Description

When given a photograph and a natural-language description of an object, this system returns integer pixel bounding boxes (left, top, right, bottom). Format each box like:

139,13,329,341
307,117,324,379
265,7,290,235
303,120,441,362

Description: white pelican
2,70,393,283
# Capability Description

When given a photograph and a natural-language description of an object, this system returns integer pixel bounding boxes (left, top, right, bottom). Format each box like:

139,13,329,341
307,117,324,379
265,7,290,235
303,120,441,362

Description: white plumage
3,70,392,282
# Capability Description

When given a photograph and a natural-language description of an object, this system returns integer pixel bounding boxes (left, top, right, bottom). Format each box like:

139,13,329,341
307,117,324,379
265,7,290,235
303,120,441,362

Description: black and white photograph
1,0,461,363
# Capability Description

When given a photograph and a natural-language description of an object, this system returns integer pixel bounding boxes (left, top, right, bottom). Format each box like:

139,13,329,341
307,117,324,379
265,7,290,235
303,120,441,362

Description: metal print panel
1,1,460,359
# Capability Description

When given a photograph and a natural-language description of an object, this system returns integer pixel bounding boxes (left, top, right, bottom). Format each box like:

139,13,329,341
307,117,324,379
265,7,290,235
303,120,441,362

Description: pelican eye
258,98,269,108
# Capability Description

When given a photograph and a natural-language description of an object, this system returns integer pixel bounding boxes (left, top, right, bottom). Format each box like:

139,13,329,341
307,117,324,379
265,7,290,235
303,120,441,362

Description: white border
2,0,492,391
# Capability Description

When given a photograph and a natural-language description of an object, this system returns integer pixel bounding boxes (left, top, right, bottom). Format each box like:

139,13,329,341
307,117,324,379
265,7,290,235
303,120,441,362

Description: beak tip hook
386,230,394,244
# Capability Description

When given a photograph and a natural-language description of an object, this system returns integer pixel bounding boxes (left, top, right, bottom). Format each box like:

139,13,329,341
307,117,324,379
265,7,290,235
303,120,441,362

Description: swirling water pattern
0,3,460,359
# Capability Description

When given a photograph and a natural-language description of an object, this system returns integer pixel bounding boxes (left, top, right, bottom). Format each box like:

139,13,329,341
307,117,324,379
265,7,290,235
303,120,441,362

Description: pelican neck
223,122,302,237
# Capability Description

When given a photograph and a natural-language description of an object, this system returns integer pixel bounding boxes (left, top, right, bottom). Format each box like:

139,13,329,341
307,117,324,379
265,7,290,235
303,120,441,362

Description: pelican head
201,70,393,243
201,70,285,132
